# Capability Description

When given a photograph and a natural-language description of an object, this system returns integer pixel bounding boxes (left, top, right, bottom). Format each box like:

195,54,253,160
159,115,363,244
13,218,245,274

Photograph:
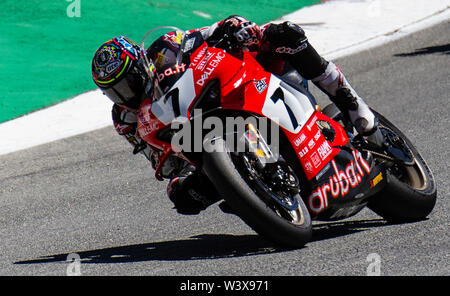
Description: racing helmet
92,36,149,110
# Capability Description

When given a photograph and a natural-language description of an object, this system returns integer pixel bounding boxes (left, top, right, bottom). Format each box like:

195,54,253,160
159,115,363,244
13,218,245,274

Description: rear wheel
366,111,437,222
322,104,437,222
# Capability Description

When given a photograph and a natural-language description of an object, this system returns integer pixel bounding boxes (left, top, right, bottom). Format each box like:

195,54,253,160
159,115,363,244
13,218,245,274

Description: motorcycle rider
91,15,381,215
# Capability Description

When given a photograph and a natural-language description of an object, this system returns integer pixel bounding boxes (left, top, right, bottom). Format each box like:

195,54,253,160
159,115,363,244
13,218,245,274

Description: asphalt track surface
0,21,448,276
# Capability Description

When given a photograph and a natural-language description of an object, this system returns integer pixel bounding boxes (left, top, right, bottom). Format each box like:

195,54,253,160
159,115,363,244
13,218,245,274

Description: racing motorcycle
136,27,437,248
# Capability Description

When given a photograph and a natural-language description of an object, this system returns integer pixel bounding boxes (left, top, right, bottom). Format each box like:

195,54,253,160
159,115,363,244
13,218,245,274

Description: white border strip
0,90,112,155
1,0,448,155
278,0,450,61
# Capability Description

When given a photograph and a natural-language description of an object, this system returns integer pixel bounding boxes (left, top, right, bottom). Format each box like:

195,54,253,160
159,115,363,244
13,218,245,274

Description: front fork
238,123,300,198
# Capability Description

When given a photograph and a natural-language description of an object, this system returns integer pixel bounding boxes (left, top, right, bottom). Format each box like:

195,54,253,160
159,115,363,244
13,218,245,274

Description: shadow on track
15,219,391,265
394,43,450,57
15,234,278,264
311,218,390,242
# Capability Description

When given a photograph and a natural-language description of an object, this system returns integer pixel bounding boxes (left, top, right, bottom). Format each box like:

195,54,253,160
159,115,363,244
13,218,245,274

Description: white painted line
275,0,450,60
0,0,448,155
0,90,112,155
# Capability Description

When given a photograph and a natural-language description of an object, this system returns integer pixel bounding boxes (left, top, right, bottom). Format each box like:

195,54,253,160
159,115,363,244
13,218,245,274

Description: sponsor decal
295,118,334,176
293,111,350,181
306,114,318,131
314,130,321,141
307,150,371,214
254,78,267,94
114,122,133,135
190,45,208,67
196,52,215,71
304,160,313,174
196,51,226,86
317,140,332,160
370,172,383,188
139,121,160,137
294,133,306,147
105,60,122,74
298,146,308,158
275,42,307,55
157,63,186,82
311,152,321,168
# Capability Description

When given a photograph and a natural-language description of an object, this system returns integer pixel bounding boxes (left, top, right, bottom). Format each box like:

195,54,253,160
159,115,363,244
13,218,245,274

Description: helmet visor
103,68,145,109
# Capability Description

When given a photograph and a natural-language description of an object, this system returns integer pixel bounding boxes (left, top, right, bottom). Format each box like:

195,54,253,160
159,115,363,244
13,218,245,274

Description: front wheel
202,137,312,248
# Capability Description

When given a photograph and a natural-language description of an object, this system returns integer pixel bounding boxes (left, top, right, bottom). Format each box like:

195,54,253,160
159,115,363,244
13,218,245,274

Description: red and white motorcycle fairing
138,40,382,220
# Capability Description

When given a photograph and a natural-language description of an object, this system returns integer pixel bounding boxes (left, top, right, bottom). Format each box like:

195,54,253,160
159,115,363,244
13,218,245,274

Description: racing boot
312,62,384,147
332,87,386,148
332,88,375,134
167,168,221,215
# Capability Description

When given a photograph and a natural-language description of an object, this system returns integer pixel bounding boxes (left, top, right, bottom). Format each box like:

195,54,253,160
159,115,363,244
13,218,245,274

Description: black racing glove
210,15,262,53
263,21,308,53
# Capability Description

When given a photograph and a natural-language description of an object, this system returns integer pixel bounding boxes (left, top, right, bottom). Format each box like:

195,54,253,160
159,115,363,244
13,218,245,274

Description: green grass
0,0,319,123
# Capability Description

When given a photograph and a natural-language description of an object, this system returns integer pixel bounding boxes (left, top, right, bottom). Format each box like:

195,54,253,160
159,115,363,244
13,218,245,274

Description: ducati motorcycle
136,27,437,248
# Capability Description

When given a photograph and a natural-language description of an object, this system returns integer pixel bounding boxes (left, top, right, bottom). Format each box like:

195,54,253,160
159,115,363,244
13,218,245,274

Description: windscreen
140,27,204,101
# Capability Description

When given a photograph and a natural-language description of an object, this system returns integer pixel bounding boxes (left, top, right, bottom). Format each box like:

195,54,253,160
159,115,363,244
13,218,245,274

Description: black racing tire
322,103,437,222
367,111,437,222
202,138,312,248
